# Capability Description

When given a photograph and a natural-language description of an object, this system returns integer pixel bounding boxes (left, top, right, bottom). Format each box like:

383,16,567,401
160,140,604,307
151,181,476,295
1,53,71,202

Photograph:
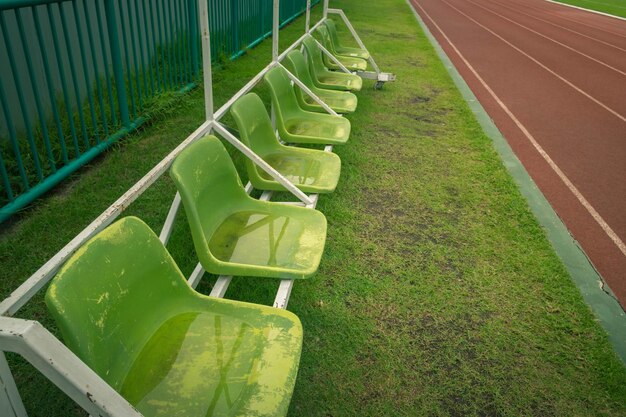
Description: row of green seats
44,18,371,417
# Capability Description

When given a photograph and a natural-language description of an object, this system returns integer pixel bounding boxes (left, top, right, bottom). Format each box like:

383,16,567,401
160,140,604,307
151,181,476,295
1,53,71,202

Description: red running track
409,0,626,307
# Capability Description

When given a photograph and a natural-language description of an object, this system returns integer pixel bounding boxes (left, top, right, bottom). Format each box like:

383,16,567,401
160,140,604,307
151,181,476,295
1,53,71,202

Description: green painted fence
0,0,318,222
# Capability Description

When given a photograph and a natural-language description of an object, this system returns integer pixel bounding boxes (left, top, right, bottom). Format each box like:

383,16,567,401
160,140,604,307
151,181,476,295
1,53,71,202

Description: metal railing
0,0,318,222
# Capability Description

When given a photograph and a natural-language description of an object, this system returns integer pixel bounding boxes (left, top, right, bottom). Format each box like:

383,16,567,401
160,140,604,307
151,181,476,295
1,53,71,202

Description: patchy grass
1,0,625,416
552,0,626,18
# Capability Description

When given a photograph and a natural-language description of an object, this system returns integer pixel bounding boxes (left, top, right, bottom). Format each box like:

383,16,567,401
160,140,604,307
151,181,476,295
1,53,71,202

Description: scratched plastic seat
283,50,357,114
45,216,302,417
315,26,367,71
264,66,350,145
170,135,327,279
302,36,362,92
324,19,370,60
231,93,341,194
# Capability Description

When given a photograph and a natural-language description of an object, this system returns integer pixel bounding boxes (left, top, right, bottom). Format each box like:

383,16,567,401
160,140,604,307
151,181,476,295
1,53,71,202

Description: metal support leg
0,353,26,417
327,8,397,88
274,280,295,309
159,192,181,245
0,318,141,417
188,263,205,289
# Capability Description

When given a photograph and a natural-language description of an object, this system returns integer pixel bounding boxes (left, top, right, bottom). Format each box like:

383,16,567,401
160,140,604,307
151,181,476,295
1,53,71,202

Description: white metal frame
0,1,391,415
314,1,396,87
328,8,396,87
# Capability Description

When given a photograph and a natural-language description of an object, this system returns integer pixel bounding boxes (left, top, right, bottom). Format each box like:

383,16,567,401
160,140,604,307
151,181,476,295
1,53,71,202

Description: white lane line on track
464,0,626,76
438,0,626,123
411,0,626,257
513,0,626,38
577,0,626,10
487,0,626,53
544,0,626,23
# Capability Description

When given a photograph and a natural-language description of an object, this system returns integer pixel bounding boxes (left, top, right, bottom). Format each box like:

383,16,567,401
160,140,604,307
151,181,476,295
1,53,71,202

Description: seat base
120,306,302,417
316,73,363,92
283,115,350,145
257,150,341,194
208,205,327,279
325,54,368,71
302,90,357,114
336,46,370,60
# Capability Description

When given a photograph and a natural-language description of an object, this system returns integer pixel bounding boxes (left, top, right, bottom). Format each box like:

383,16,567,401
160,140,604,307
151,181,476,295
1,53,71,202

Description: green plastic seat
283,50,358,114
264,66,350,146
231,93,341,194
302,36,363,92
170,135,327,279
45,216,303,417
324,19,370,60
315,26,367,72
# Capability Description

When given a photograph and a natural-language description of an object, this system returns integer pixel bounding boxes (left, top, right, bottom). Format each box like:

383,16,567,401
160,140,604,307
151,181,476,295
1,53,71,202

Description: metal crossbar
313,37,354,74
0,0,392,415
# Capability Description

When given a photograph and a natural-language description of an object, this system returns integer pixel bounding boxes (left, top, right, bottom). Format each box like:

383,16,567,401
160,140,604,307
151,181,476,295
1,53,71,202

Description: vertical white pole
272,0,280,130
0,353,27,417
272,0,280,62
271,104,277,131
270,0,280,130
198,0,214,121
305,0,311,32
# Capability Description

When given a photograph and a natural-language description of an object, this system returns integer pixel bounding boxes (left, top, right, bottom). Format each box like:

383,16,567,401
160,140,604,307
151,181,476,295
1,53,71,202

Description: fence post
189,0,199,75
230,0,239,53
104,0,131,128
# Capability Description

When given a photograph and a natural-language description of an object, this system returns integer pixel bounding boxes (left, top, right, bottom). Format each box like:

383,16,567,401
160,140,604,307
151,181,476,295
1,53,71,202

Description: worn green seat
45,216,303,417
302,36,363,92
284,50,357,114
264,66,350,146
324,19,370,60
231,93,341,194
315,26,367,72
170,135,327,279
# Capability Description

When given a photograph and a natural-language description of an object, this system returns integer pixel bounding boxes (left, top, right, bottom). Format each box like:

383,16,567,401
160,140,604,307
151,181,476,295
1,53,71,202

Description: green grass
1,0,625,415
552,0,626,18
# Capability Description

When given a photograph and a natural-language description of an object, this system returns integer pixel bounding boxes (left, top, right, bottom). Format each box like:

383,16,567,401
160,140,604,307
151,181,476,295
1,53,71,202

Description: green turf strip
1,0,625,415
551,0,626,19
408,0,626,363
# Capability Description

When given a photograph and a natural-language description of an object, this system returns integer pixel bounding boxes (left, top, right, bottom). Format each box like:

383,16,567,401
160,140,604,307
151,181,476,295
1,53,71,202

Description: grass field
1,0,625,415
552,0,626,18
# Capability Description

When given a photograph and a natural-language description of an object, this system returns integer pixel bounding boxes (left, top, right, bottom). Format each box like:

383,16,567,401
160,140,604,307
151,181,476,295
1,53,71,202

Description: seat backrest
264,66,302,119
325,19,342,49
284,50,324,110
302,35,329,76
169,136,250,266
284,50,317,90
45,216,193,391
315,26,336,56
231,93,278,160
